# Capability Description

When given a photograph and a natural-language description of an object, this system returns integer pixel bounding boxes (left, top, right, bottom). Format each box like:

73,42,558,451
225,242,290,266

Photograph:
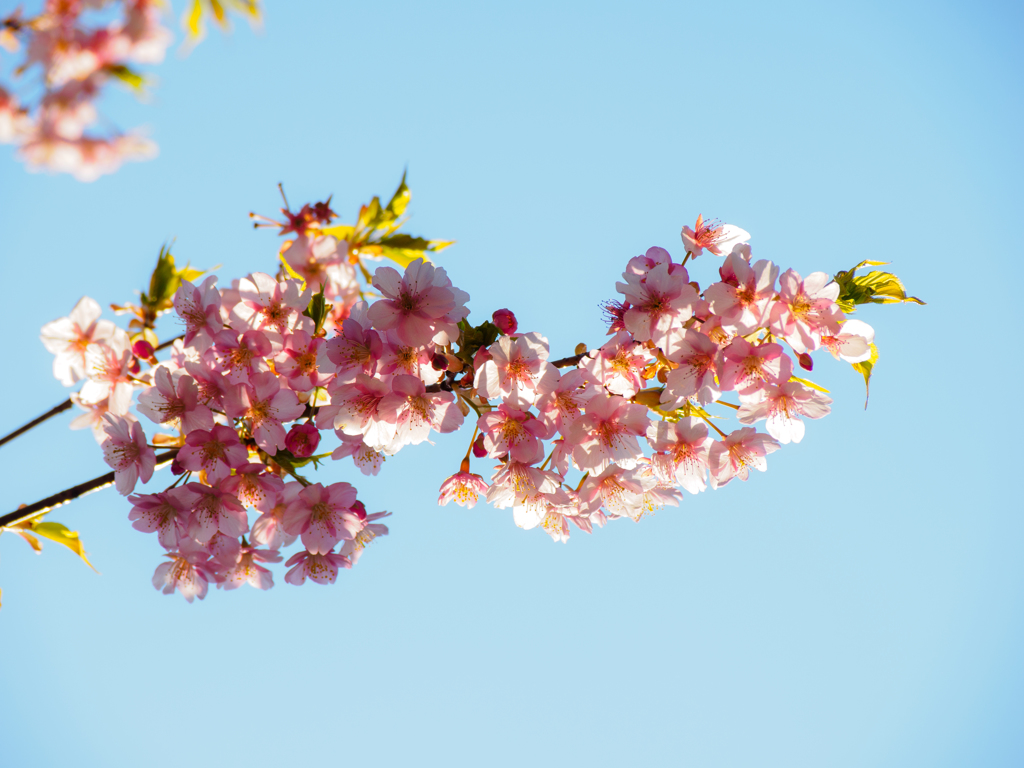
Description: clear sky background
1,1,1022,766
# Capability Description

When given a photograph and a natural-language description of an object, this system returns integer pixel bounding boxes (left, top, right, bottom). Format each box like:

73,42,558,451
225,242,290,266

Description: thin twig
550,352,588,368
0,398,74,449
0,334,185,450
0,449,180,529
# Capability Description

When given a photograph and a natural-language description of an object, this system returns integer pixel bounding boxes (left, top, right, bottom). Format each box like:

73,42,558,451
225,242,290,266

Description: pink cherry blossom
222,464,285,512
438,470,490,508
324,302,383,382
646,418,713,494
79,329,134,414
474,332,559,410
581,332,648,398
377,375,464,449
616,253,698,351
704,253,779,334
136,365,214,433
680,214,750,258
214,329,272,384
577,465,654,520
566,393,648,473
40,296,119,385
282,482,365,555
535,369,601,435
101,414,155,495
737,381,833,444
367,259,469,347
185,482,249,544
173,276,223,354
477,404,549,464
222,372,304,453
284,549,352,586
152,543,215,602
127,486,199,549
820,319,875,363
220,546,281,591
275,330,331,391
769,269,844,354
716,338,793,400
230,272,311,343
250,482,303,549
319,373,397,451
661,329,722,406
177,424,248,484
707,428,780,488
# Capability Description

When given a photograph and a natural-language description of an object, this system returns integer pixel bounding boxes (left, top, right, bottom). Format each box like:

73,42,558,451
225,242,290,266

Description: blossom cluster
0,1,257,180
39,191,881,601
435,216,875,542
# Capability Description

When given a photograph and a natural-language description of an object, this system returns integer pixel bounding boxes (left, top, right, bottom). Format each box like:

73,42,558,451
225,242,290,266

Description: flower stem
0,449,181,529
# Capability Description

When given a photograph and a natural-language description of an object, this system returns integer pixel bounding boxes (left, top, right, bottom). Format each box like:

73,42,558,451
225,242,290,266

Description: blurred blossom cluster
0,0,258,180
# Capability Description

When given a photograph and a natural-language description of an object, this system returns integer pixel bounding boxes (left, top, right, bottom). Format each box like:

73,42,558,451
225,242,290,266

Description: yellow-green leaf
385,171,411,219
278,253,306,287
31,522,99,572
851,342,879,409
186,0,203,36
379,247,433,269
833,261,926,313
321,225,355,241
790,375,831,394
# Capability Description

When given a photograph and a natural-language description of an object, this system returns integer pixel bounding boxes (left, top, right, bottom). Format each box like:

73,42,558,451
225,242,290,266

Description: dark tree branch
0,449,180,529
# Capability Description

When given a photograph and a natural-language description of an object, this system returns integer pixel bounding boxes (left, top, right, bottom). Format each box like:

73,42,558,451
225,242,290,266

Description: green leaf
833,261,925,314
105,64,148,93
30,522,98,572
378,233,433,250
385,170,411,219
454,318,501,366
851,342,879,409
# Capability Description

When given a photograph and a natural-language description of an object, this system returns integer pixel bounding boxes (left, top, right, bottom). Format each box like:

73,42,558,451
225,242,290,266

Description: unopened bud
798,353,813,371
170,458,185,476
657,368,668,384
574,343,588,356
492,308,518,335
128,358,141,374
133,339,155,359
472,433,488,458
431,352,449,371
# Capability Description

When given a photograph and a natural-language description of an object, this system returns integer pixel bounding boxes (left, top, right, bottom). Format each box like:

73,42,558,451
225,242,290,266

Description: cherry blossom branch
0,398,74,449
0,334,184,450
0,449,180,530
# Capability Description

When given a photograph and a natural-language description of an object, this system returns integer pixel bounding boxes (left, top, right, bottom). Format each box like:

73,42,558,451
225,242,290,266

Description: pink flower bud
431,352,449,371
492,309,518,335
128,357,141,374
285,423,321,458
472,433,488,458
798,352,813,371
133,339,155,359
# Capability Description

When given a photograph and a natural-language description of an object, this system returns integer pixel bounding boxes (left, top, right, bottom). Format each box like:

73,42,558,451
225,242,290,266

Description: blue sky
1,1,1022,766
